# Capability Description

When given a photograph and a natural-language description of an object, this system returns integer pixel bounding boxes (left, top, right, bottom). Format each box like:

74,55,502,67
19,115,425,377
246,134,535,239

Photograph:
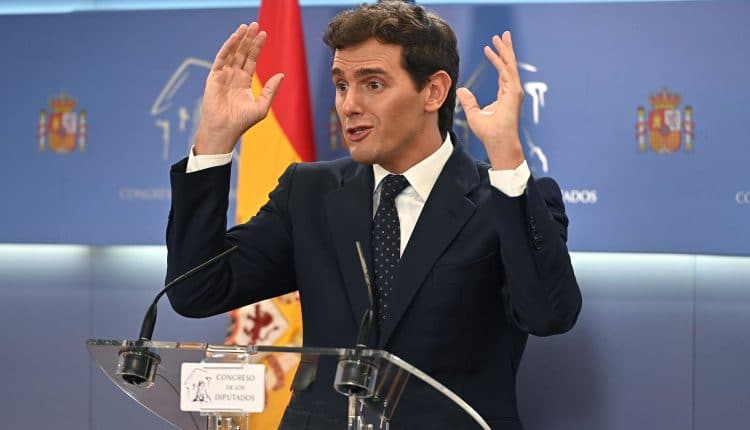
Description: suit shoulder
288,157,359,188
294,157,357,176
534,176,562,193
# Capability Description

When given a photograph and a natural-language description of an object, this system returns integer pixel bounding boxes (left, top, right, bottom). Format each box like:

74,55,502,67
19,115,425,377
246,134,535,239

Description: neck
383,127,444,174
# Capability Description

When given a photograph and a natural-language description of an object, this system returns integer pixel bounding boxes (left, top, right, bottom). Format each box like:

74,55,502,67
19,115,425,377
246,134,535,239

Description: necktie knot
379,174,409,205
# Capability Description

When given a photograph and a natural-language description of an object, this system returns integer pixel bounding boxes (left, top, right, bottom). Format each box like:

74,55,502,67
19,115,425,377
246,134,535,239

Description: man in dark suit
167,2,581,429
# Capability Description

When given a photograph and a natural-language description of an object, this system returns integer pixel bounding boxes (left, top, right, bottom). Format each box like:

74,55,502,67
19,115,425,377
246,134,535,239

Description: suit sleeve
165,158,298,318
492,176,582,336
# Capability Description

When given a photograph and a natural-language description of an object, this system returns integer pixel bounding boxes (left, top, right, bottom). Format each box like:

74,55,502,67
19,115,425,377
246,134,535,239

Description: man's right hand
194,22,284,155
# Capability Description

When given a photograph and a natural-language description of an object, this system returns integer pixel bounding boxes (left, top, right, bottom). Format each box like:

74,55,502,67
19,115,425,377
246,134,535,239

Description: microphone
333,241,378,399
355,241,375,349
117,245,239,387
138,245,239,342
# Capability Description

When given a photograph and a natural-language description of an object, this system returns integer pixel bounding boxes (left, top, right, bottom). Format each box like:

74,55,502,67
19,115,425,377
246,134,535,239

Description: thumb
257,73,284,114
456,87,479,113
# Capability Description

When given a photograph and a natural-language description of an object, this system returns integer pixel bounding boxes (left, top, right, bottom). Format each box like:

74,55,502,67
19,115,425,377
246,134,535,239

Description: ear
423,70,451,113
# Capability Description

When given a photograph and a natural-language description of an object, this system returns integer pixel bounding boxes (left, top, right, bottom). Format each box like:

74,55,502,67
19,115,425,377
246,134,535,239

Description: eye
335,82,348,92
368,81,383,90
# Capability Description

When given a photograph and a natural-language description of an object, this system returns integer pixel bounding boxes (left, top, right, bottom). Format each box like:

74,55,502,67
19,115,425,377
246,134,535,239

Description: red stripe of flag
256,0,316,162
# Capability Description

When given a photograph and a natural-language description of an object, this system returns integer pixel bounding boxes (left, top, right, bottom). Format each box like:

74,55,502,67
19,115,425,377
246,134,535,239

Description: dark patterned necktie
372,174,410,323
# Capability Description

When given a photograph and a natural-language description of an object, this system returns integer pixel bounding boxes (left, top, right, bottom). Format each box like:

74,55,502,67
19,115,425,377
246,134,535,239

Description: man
167,2,581,429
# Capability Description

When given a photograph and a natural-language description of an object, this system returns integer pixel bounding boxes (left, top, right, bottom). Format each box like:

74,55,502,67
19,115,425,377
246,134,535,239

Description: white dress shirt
371,134,529,255
187,134,531,256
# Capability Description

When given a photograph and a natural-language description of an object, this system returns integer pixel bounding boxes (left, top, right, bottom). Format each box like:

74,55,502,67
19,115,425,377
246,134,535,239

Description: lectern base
206,413,250,430
348,396,389,430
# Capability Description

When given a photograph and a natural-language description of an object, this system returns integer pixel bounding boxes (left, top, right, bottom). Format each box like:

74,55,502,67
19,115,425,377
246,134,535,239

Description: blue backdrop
2,1,748,254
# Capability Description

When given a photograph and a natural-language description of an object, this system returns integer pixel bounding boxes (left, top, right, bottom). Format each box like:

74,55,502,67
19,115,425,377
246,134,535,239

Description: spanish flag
234,0,315,221
226,0,314,428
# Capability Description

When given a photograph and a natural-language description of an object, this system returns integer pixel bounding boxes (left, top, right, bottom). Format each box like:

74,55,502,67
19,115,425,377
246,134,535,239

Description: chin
350,154,376,166
348,146,376,165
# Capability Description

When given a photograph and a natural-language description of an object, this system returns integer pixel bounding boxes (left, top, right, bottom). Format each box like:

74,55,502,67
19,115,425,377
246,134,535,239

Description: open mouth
346,126,372,141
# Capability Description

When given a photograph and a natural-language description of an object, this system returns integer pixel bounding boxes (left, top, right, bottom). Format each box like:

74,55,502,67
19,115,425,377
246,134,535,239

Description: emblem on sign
180,363,265,413
38,92,87,153
636,88,695,153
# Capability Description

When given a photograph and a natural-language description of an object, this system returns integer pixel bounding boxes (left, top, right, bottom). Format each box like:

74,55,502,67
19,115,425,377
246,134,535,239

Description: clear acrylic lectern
87,339,491,430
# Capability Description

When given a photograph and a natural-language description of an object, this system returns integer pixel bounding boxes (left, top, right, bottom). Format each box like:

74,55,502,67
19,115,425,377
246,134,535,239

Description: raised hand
456,31,525,170
194,22,284,155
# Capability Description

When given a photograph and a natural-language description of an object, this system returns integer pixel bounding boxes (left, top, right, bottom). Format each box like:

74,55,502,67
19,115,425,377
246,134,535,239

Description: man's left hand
457,31,525,170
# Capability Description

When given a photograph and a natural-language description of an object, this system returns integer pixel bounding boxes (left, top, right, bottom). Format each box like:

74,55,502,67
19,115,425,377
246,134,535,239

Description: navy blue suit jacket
166,139,581,429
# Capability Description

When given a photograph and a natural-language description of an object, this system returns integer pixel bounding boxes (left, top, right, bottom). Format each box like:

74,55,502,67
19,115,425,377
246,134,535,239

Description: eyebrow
331,67,388,79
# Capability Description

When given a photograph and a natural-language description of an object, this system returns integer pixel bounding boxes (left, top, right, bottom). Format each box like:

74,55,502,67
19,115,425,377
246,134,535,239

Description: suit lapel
378,144,480,348
324,163,376,337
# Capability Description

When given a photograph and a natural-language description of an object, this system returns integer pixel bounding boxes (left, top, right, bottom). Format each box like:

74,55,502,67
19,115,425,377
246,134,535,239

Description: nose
339,87,363,117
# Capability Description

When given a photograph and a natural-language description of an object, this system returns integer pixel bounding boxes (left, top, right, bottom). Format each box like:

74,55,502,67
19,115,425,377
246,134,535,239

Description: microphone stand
117,246,239,387
334,242,380,430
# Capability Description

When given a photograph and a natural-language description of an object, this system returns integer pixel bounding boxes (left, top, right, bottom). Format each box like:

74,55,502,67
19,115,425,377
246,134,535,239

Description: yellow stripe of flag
236,75,302,225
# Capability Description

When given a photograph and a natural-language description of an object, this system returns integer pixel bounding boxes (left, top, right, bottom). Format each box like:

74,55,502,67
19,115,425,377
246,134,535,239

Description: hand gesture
457,31,525,170
194,22,284,155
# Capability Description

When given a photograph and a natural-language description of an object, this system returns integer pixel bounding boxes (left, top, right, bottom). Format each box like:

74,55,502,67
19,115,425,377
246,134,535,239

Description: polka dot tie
372,174,410,323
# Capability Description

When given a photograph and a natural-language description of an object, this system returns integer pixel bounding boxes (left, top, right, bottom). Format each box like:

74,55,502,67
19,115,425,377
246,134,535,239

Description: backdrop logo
737,191,750,205
636,88,695,153
38,92,87,153
151,58,212,160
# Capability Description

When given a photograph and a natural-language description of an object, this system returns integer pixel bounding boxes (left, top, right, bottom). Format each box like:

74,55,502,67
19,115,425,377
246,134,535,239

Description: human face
331,38,439,173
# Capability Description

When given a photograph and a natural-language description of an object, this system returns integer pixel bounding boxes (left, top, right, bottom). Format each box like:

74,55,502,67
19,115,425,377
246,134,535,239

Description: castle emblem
636,88,694,153
38,92,87,153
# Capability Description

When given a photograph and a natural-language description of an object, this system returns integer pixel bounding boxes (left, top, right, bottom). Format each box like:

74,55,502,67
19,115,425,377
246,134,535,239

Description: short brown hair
323,1,459,139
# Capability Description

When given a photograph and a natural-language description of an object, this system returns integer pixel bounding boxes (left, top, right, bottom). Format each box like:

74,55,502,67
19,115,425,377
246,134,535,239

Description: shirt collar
372,134,453,202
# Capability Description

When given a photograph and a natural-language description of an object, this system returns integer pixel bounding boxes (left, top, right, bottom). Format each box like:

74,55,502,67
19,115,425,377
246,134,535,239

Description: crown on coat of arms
49,93,77,113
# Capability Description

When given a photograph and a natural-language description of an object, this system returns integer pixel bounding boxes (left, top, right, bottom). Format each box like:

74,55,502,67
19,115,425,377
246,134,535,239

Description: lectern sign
180,363,265,413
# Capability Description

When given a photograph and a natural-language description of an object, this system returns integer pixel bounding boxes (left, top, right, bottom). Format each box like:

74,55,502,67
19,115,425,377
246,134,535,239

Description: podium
87,339,491,429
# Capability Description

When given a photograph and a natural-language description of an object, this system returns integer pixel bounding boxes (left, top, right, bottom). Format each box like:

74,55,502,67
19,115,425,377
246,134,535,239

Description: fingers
211,22,266,74
485,35,516,76
212,24,247,72
495,31,518,66
232,22,260,68
484,31,522,100
241,30,268,76
256,73,285,115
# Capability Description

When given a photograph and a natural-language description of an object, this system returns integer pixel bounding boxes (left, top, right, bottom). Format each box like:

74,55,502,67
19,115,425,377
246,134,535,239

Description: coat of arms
636,88,694,153
38,92,87,153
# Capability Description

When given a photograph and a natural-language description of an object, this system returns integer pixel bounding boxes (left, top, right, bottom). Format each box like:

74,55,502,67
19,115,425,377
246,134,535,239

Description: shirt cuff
488,160,530,197
186,146,234,173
